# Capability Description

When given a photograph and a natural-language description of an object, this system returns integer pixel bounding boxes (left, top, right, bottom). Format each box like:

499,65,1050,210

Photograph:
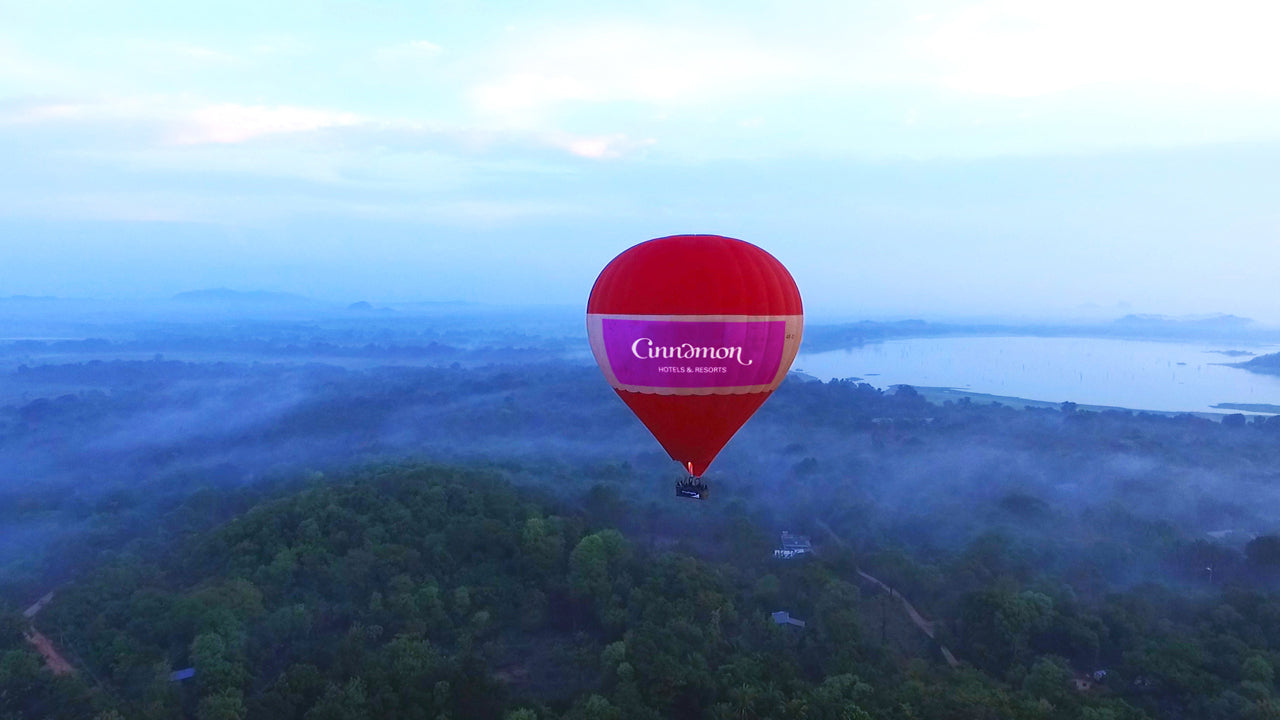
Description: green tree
960,590,1053,675
1022,656,1075,709
521,517,565,577
197,689,247,720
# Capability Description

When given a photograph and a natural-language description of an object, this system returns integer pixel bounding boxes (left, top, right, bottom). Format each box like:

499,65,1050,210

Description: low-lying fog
3,296,1279,600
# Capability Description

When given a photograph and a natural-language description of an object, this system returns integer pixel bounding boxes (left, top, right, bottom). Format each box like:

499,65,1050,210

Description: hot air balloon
586,234,803,499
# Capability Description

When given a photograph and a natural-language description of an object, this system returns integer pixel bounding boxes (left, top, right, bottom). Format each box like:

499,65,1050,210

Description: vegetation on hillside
7,464,1280,719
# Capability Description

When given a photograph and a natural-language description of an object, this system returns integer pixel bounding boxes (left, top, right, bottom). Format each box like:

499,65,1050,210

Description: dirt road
24,628,76,675
816,521,960,668
22,590,76,676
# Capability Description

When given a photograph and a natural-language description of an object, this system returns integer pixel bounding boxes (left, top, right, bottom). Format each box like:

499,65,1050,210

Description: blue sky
2,0,1279,321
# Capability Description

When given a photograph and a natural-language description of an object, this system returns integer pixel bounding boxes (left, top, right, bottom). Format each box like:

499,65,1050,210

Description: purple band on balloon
601,319,786,388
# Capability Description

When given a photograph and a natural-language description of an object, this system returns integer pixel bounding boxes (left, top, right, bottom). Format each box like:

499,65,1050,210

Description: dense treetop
7,463,1280,719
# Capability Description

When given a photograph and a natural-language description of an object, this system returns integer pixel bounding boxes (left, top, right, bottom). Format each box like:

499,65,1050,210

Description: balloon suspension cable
676,462,709,500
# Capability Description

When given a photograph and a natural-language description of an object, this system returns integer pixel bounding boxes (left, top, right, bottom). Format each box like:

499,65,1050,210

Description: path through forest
815,520,960,668
23,591,75,676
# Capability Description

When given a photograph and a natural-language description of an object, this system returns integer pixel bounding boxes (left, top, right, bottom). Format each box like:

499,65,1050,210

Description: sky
2,0,1279,322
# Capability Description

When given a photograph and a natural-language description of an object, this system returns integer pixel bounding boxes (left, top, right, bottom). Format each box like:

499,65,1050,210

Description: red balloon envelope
587,234,803,477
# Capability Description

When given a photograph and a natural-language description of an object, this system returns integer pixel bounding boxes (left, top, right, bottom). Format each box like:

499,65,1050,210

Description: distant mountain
346,300,397,314
1113,313,1254,328
0,295,61,303
388,300,477,309
1241,352,1280,375
170,288,317,306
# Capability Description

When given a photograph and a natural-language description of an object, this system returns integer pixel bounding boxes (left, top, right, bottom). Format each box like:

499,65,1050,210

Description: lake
796,336,1280,415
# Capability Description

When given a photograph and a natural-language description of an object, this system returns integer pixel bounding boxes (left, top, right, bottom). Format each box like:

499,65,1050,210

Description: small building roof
23,592,55,619
771,611,806,628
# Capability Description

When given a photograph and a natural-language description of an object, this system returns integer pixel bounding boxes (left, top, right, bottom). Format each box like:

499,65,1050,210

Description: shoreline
909,386,1264,420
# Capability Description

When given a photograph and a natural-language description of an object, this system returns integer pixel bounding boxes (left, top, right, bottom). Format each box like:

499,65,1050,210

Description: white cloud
544,132,654,159
920,0,1280,97
1,92,655,173
1,97,365,145
249,36,309,57
0,96,163,127
158,41,241,65
0,101,85,124
458,4,1280,119
388,40,443,58
0,38,77,88
472,73,590,115
168,103,363,145
468,23,797,118
374,39,445,70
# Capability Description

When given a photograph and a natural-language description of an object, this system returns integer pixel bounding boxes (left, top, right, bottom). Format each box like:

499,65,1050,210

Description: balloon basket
675,477,709,500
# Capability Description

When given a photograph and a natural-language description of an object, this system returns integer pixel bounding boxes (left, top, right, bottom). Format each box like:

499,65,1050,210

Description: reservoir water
796,336,1280,414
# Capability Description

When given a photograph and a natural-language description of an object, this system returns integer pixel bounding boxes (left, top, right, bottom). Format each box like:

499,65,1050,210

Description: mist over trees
3,307,1280,718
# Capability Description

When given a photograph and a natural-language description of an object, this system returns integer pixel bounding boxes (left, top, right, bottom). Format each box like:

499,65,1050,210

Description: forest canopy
7,463,1280,719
